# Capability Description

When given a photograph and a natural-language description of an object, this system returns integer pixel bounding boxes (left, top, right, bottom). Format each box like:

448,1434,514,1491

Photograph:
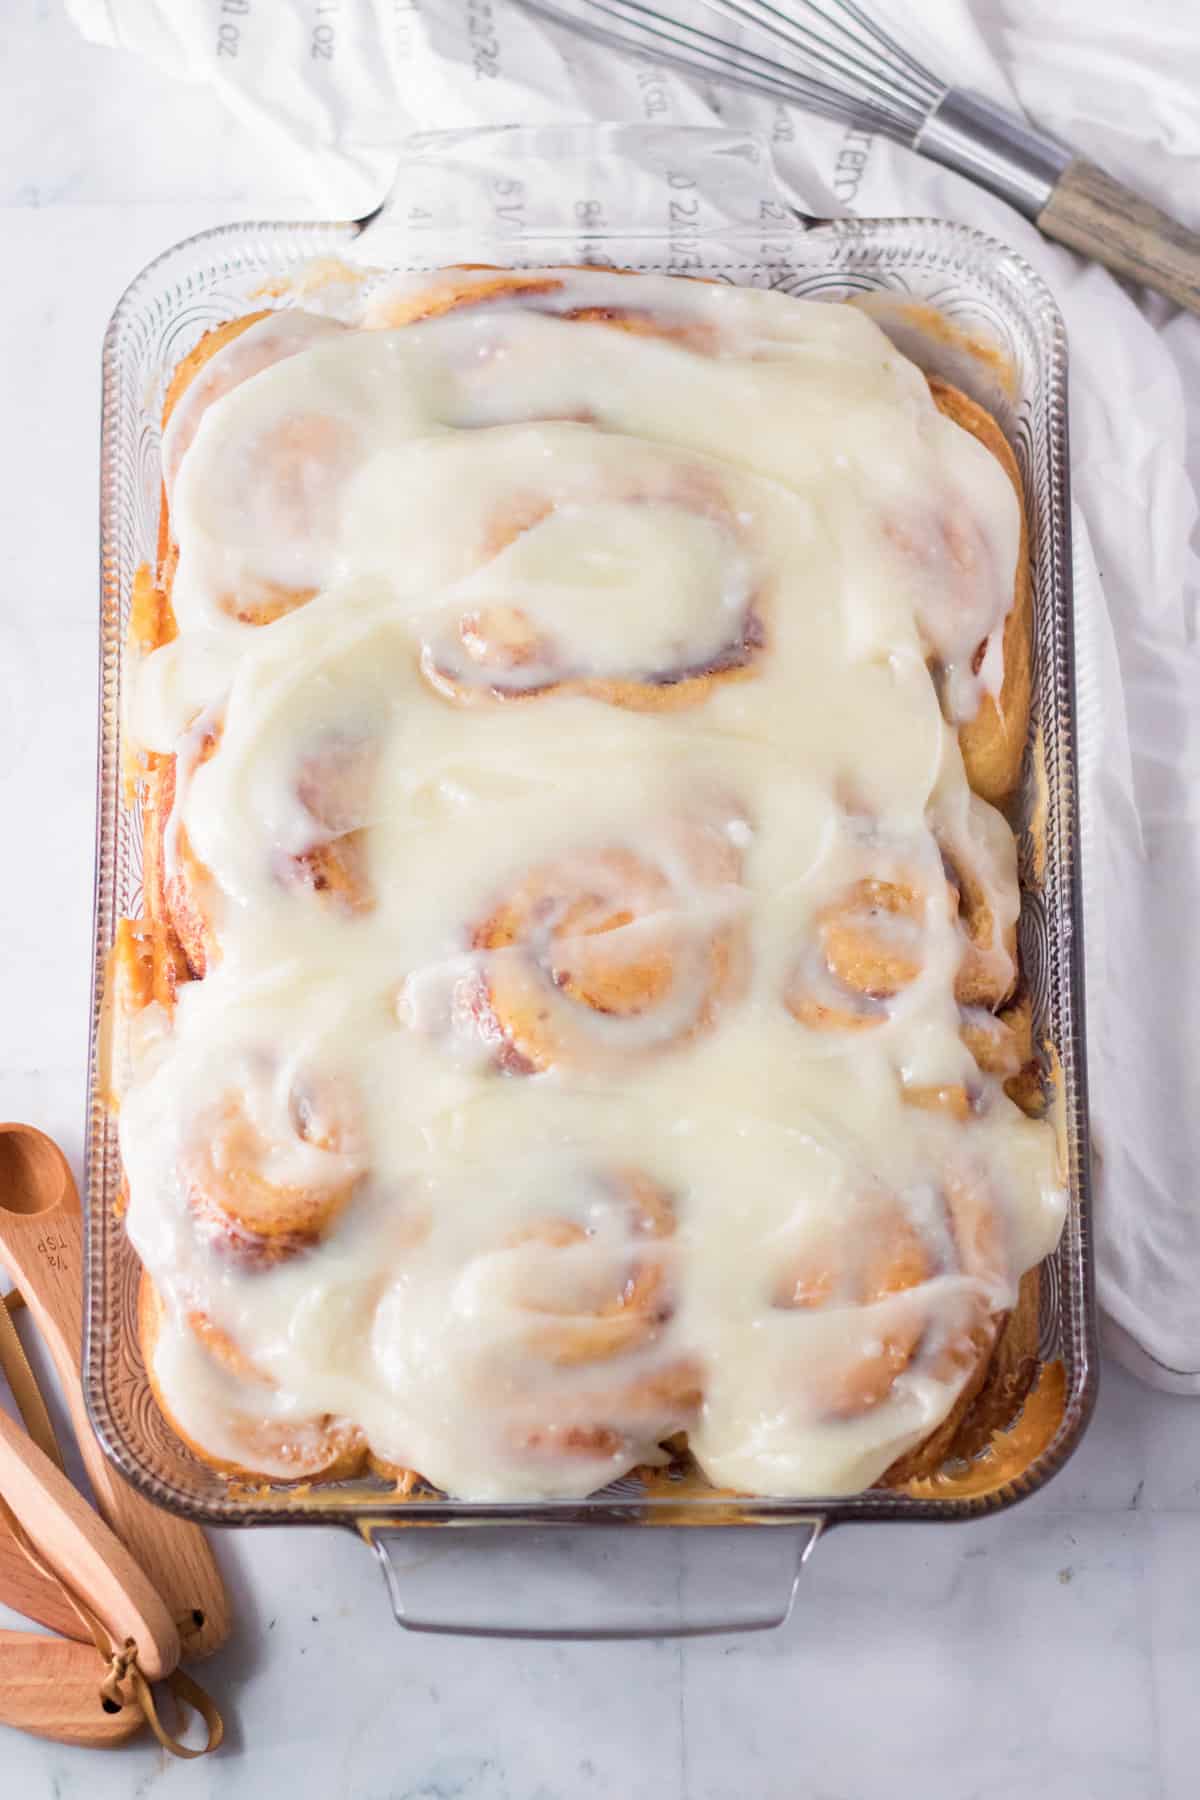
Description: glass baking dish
86,124,1096,1638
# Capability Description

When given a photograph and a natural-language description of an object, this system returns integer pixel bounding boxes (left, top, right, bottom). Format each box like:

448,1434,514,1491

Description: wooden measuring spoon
0,1404,178,1679
0,1629,144,1746
0,1523,89,1640
0,1124,229,1657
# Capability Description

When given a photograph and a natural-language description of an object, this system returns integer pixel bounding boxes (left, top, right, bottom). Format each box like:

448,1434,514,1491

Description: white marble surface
2,9,1199,1796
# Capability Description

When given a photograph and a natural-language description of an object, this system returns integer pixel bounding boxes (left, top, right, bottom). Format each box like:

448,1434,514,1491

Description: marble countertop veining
2,11,1198,1798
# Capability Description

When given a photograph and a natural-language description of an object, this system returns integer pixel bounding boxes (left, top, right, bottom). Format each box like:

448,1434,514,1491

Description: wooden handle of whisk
1037,159,1200,315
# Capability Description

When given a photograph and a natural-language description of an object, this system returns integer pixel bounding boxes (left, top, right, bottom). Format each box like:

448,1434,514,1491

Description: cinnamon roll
866,375,1029,807
141,722,221,979
414,447,766,712
161,308,353,627
142,713,379,977
139,1278,367,1483
360,1157,702,1491
773,1169,1005,1422
785,871,931,1033
462,814,748,1074
180,1062,364,1268
498,1168,700,1470
784,799,1017,1040
926,377,1033,808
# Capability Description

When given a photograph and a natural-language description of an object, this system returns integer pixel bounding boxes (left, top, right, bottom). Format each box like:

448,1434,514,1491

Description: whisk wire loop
542,0,908,129
531,0,946,138
699,0,942,123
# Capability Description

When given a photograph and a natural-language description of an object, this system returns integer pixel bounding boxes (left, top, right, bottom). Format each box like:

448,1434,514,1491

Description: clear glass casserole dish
87,124,1095,1638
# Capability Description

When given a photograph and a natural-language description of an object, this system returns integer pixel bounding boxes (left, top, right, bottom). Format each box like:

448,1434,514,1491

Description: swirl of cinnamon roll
785,797,1017,1041
179,407,363,628
414,445,766,712
144,717,378,977
180,1061,365,1267
457,811,748,1075
160,310,353,628
368,1161,701,1485
162,312,350,497
504,1168,676,1368
139,1278,368,1482
773,1166,1007,1422
785,873,930,1034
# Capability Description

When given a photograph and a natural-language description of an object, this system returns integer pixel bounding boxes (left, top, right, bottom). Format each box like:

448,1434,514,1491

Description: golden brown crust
368,268,566,328
365,264,716,346
142,753,212,979
110,914,189,1020
138,1274,370,1484
128,559,177,656
961,991,1043,1113
880,1318,1002,1487
155,314,272,575
884,1264,1041,1489
125,276,1043,1496
927,375,1033,807
161,311,272,433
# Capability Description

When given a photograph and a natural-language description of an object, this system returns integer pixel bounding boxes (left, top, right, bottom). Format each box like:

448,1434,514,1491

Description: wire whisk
520,0,1200,315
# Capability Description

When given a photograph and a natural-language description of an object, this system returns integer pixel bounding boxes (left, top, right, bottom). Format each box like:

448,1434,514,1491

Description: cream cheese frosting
120,270,1066,1500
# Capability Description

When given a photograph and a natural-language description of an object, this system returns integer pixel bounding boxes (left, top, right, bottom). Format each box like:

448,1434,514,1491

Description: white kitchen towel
68,0,1200,1388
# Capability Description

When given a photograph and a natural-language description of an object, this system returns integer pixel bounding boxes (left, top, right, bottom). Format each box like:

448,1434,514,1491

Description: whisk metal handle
1037,161,1200,317
917,88,1200,316
916,88,1071,218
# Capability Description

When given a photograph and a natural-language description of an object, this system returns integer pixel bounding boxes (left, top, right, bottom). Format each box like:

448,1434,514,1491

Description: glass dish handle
358,1522,824,1639
353,122,810,264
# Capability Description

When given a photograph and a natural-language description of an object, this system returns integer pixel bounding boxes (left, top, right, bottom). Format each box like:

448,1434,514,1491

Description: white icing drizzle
161,310,350,503
120,270,1066,1501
